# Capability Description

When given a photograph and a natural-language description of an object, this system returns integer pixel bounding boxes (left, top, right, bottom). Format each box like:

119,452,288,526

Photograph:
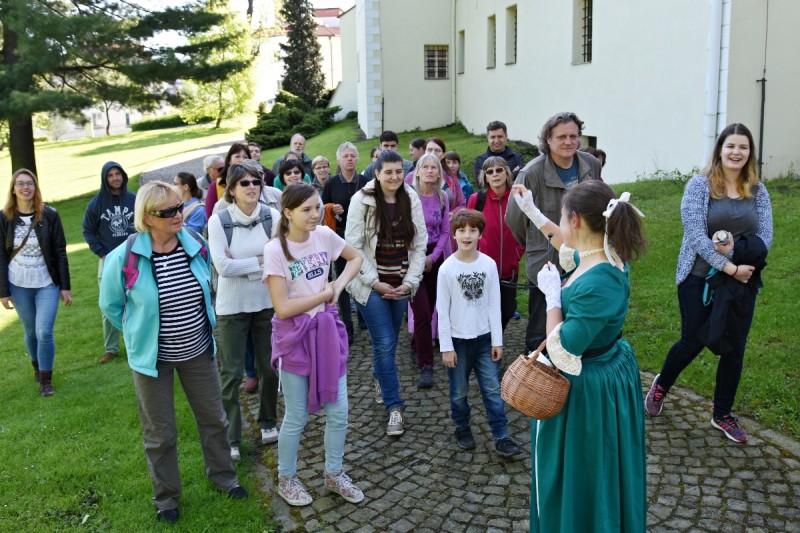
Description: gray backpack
217,208,273,246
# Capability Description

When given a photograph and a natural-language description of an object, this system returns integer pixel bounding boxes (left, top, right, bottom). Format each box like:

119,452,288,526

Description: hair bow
602,192,644,270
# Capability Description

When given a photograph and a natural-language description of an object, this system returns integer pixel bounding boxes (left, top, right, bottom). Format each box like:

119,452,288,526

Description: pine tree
0,0,248,174
279,0,326,107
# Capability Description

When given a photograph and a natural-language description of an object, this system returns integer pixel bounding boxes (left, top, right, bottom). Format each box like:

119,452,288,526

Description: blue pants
447,333,509,440
356,291,408,411
278,372,348,477
9,282,60,371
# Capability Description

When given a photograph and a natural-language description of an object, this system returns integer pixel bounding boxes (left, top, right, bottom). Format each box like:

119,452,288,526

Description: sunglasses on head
484,168,505,176
238,178,262,188
150,203,184,218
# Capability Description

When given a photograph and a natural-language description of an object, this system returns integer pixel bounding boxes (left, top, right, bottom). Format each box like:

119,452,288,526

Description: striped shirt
152,244,211,361
375,203,409,287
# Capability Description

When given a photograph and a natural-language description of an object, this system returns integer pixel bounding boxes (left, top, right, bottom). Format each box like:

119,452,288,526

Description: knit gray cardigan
675,174,773,285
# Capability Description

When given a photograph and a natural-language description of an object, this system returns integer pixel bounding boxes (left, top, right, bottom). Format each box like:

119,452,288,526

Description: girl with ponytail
511,180,647,533
262,183,364,508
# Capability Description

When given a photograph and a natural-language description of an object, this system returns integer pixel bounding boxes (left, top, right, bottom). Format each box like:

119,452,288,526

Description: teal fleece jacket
98,229,216,377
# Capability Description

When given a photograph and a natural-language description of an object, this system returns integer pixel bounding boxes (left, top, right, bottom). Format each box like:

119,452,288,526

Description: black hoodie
82,161,136,258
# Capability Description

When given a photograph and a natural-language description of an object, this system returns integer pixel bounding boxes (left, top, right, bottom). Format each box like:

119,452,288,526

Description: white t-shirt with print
263,225,346,317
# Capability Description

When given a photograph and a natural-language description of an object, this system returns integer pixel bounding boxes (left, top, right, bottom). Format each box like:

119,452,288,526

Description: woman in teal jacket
99,181,246,524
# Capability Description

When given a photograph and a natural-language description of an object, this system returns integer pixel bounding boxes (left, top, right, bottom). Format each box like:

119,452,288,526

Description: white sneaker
387,408,404,436
230,446,240,461
261,427,278,444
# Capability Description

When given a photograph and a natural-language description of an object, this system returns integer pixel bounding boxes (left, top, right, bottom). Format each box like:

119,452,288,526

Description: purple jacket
271,305,348,413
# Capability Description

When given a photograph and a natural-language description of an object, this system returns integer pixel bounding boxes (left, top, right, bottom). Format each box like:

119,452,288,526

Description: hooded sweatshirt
82,161,137,258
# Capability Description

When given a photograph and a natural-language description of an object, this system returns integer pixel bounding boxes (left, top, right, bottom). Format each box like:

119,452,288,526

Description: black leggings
658,275,756,417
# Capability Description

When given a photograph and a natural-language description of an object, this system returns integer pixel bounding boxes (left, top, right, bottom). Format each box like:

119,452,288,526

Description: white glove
537,263,562,311
513,189,549,229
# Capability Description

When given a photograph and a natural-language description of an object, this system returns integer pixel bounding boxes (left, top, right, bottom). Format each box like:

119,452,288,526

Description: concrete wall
454,0,712,183
377,0,454,133
727,0,800,178
329,8,358,120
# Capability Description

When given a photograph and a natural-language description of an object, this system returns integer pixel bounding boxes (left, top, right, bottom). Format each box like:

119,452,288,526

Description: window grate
424,45,449,80
582,0,593,63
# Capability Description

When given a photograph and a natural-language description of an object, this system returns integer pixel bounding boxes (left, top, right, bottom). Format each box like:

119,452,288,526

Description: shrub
246,90,340,149
345,110,357,120
131,114,212,132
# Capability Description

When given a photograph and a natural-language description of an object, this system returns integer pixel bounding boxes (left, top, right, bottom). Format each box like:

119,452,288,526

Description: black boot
32,361,40,383
39,371,54,397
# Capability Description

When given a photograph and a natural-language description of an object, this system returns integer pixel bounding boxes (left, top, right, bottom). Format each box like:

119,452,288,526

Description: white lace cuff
514,190,549,229
546,322,582,376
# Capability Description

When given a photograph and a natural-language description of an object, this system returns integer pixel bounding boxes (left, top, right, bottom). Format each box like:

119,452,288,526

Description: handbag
9,220,36,261
501,340,571,420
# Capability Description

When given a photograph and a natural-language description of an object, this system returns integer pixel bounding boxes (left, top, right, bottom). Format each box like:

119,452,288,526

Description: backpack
121,228,208,301
475,189,487,213
216,208,273,247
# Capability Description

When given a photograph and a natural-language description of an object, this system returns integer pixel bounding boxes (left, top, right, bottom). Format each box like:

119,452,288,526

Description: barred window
581,0,593,63
424,45,449,80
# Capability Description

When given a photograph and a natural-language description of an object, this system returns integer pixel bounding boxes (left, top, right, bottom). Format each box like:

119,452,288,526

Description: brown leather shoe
98,351,116,364
243,376,259,393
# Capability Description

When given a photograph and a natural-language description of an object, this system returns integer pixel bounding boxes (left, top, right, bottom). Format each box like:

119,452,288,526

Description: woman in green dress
511,180,647,532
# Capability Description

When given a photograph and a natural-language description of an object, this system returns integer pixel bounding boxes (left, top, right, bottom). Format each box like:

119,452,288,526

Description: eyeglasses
15,181,36,188
286,169,302,175
484,168,505,176
238,179,262,188
150,203,184,218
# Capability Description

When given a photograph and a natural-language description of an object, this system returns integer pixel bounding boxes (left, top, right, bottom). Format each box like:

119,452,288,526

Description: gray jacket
505,152,601,283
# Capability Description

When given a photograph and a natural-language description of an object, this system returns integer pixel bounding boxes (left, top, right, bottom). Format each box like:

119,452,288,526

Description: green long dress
529,262,646,533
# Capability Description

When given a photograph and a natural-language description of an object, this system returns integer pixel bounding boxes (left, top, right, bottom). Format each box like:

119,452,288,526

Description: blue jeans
447,333,509,440
278,372,348,477
9,282,60,371
245,333,256,379
356,291,408,411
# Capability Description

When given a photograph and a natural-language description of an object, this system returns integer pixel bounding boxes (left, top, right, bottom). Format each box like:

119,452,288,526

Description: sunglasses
484,168,505,175
214,167,225,172
150,203,184,218
238,179,262,188
285,169,302,175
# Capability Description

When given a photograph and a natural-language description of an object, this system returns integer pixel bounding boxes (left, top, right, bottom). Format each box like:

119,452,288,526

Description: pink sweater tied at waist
271,304,348,413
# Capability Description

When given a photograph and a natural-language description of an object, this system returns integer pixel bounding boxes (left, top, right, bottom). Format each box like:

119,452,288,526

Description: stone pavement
239,316,800,533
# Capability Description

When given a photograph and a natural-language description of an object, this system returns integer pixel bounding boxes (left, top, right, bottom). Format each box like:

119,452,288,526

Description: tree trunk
9,115,37,175
105,103,112,136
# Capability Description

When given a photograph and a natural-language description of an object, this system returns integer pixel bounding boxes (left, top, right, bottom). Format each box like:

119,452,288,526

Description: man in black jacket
473,120,525,182
82,161,136,363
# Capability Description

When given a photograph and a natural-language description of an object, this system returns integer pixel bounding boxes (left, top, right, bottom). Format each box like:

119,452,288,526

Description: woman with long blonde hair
1,169,71,396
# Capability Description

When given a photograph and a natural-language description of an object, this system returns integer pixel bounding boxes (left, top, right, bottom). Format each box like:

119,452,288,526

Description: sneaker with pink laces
645,374,667,417
278,475,313,506
711,414,748,443
324,471,364,504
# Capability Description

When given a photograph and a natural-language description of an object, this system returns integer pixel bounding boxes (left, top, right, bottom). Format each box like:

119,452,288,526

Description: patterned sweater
675,174,773,285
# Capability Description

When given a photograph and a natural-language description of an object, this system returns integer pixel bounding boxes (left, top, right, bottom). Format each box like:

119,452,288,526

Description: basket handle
523,340,548,360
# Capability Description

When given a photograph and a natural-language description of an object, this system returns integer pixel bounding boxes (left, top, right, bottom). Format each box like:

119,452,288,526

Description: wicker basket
501,340,571,420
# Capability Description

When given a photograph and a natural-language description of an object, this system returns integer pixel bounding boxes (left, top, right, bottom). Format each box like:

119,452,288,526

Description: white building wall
454,0,713,183
378,0,453,133
727,0,800,179
329,8,358,120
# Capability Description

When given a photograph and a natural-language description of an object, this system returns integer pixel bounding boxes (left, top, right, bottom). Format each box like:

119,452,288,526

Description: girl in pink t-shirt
262,183,364,508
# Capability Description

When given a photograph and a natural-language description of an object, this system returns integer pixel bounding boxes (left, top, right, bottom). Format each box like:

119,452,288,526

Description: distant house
330,0,799,182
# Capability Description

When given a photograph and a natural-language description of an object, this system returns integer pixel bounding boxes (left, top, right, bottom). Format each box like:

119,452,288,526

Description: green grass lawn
0,119,797,530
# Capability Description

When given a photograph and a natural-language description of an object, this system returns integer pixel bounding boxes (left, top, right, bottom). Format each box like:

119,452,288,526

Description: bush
131,114,212,132
345,110,357,120
246,90,341,149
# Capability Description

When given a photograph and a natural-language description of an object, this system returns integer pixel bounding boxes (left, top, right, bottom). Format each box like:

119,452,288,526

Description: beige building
331,0,798,183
